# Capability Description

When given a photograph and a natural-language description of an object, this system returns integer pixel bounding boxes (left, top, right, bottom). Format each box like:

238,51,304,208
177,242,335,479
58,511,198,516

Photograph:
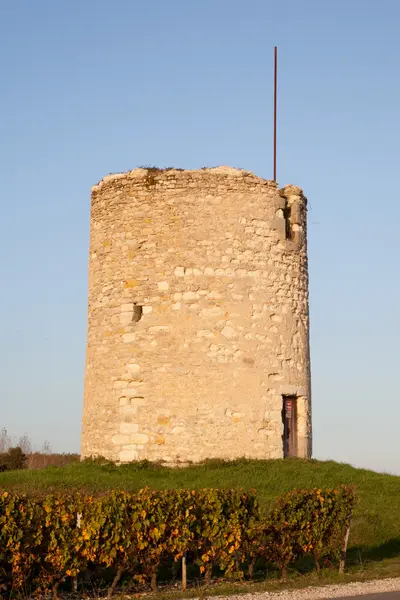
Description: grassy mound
1,458,399,576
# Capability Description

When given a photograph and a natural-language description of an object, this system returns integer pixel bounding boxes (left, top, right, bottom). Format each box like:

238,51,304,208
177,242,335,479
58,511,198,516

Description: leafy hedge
0,486,355,598
0,447,27,472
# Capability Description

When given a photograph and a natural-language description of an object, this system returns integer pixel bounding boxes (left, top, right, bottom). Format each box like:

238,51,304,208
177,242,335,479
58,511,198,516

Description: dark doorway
282,395,298,458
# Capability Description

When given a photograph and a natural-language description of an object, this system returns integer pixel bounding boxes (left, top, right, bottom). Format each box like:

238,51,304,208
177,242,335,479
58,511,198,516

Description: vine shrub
262,486,355,578
0,486,355,597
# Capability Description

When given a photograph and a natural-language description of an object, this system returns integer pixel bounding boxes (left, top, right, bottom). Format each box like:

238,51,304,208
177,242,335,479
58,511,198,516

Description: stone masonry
81,167,311,464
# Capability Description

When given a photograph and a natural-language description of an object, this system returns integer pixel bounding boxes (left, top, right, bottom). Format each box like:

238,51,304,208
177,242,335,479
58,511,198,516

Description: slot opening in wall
132,304,143,322
282,395,298,457
283,202,292,240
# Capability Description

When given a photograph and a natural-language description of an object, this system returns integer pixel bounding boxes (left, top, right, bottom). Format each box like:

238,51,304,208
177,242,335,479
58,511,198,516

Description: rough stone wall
81,167,311,464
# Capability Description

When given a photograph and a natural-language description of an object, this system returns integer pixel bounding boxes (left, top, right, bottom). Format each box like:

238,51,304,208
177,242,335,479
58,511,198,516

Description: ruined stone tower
81,167,311,464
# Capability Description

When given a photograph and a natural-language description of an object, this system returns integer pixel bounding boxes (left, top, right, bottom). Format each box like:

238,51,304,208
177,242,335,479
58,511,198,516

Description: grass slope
1,457,399,562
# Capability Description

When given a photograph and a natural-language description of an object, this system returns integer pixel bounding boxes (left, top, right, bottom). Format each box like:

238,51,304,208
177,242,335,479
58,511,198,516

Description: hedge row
0,486,355,598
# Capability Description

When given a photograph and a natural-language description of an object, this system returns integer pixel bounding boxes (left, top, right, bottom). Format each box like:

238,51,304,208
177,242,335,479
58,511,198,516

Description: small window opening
132,304,143,323
283,202,292,240
282,395,298,458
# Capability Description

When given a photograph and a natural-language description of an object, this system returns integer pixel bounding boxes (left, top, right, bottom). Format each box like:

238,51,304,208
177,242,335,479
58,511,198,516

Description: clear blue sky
1,0,399,473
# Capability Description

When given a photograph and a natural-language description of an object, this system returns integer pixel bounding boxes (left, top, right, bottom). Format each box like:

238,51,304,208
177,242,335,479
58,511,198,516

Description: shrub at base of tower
0,486,355,597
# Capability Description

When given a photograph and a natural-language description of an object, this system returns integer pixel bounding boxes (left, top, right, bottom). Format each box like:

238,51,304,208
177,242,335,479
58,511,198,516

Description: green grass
2,458,400,587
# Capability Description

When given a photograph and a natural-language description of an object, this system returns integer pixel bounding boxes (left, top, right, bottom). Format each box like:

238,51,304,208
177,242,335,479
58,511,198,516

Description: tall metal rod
273,46,277,182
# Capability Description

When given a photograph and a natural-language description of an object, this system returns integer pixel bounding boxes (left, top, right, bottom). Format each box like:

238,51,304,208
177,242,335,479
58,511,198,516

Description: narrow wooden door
283,396,298,458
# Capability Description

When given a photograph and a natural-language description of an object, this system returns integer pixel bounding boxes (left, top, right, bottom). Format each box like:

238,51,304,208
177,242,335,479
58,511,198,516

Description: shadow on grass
352,538,400,563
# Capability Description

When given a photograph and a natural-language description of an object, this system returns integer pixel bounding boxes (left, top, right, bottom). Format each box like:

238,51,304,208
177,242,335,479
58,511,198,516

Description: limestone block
201,306,223,317
197,329,214,338
122,333,136,343
182,291,200,302
269,447,283,459
119,405,138,415
113,380,128,389
127,363,141,375
271,314,282,323
120,423,139,434
232,412,245,419
221,326,237,339
162,455,174,463
268,373,284,382
129,397,146,406
122,388,139,396
130,433,149,444
120,312,133,325
279,384,298,396
121,303,134,312
171,426,185,434
119,448,138,462
112,434,130,445
264,410,283,422
207,291,222,299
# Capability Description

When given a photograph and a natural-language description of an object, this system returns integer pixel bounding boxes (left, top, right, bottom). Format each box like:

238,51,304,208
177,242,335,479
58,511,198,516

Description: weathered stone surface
119,448,138,462
122,333,136,343
81,167,312,463
130,433,149,444
121,303,134,312
182,291,200,302
111,434,129,445
120,423,139,434
127,363,141,375
120,312,133,326
221,326,237,339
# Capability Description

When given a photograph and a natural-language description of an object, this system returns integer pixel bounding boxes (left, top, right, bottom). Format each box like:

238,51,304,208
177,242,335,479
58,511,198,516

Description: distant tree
0,447,27,471
17,434,32,454
42,440,52,454
0,428,11,453
6,447,27,470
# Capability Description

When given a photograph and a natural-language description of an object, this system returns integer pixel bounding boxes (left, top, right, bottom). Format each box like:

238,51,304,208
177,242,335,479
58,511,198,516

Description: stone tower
81,167,311,464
